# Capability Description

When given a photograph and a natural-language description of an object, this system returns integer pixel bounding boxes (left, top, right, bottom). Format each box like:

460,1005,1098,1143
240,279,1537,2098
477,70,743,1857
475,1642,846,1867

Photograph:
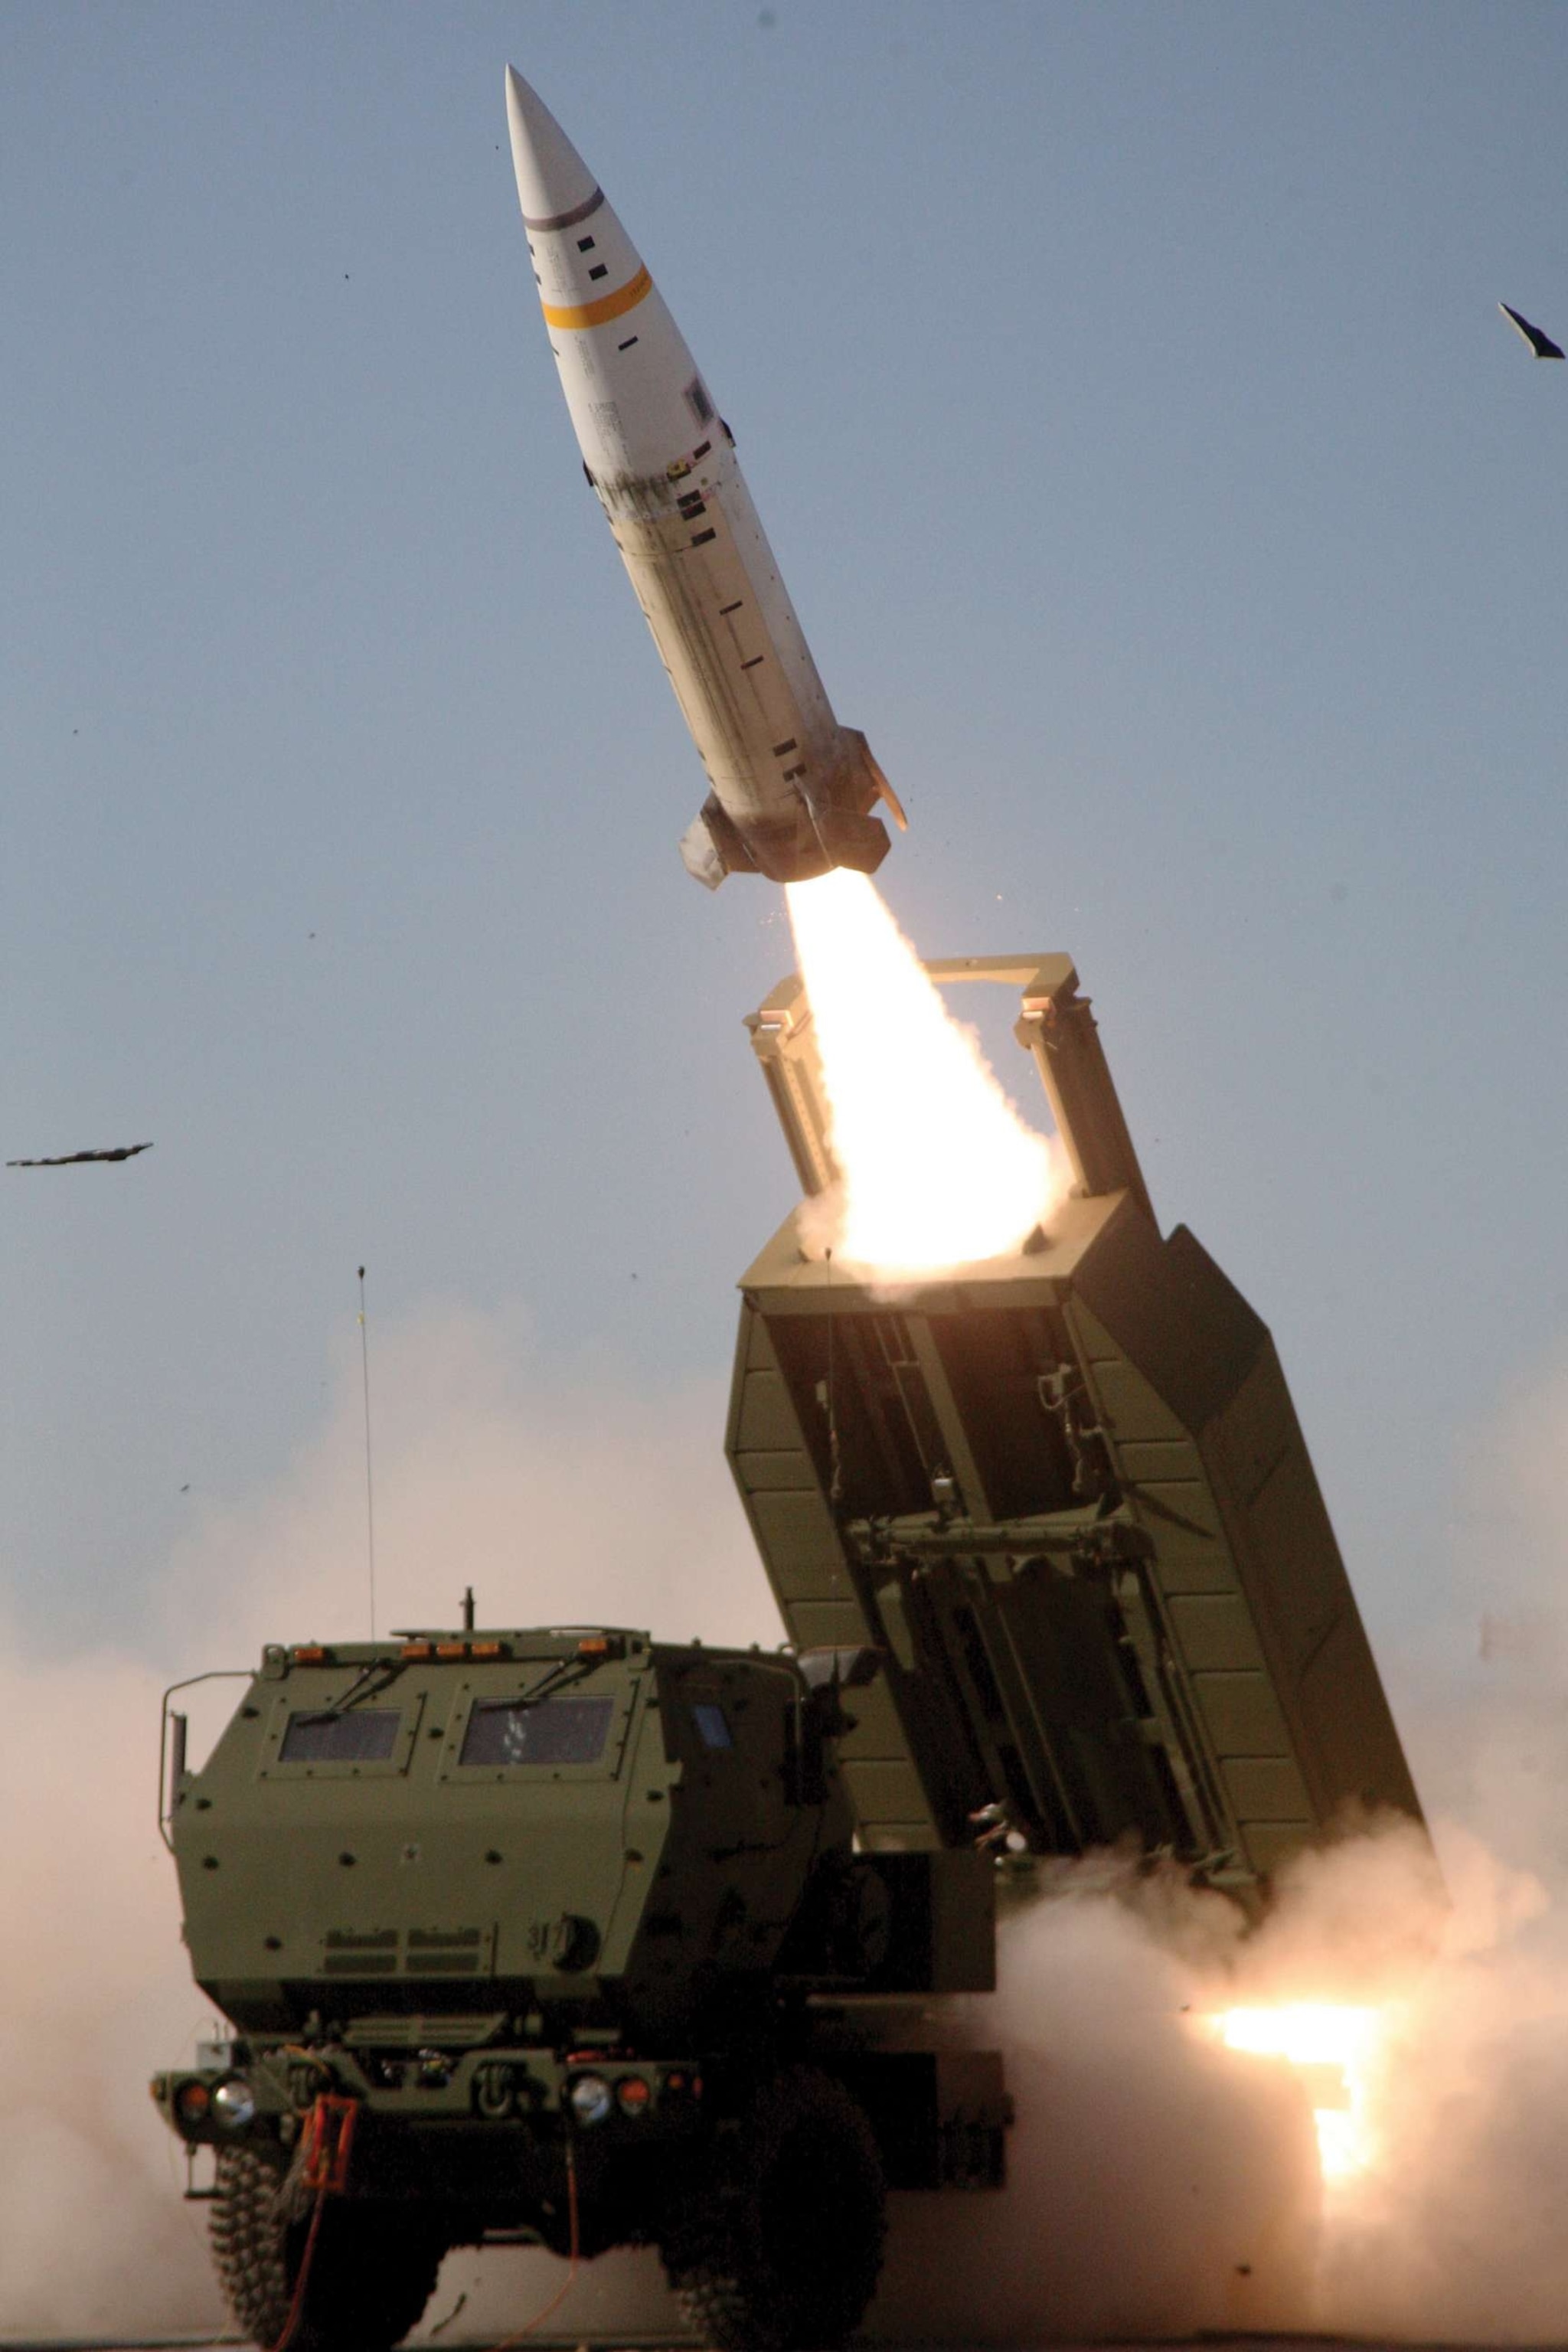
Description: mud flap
831,2050,1010,2190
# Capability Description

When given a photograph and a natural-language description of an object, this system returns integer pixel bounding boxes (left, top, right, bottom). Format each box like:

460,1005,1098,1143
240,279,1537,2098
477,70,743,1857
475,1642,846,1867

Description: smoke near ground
7,1308,1568,2341
0,1635,219,2337
872,1882,1321,2342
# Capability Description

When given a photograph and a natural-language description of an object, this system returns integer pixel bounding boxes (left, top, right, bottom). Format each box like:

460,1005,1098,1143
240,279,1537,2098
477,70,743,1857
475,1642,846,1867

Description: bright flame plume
1208,2004,1383,2182
784,870,1066,1277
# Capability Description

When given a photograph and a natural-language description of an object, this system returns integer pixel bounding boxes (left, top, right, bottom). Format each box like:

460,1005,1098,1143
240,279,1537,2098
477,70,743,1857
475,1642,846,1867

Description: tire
662,2066,887,2351
210,2146,446,2352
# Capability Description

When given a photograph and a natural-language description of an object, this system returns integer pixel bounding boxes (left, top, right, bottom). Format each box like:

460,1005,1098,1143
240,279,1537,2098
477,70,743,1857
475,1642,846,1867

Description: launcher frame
728,955,1422,1892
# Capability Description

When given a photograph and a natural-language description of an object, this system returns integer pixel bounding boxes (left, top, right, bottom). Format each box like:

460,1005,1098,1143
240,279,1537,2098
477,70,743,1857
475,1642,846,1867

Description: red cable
264,2176,329,2352
482,2135,581,2352
263,2095,348,2352
263,2101,582,2352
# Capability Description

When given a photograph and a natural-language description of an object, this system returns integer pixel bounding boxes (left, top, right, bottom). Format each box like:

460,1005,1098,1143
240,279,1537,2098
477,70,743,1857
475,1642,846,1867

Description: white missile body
505,67,903,888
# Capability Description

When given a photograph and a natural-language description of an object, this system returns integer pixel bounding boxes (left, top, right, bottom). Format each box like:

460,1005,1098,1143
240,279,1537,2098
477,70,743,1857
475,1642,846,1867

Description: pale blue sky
3,3,1566,1720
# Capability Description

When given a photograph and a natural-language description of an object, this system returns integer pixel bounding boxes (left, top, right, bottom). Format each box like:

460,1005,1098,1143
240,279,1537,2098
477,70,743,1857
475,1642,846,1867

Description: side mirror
797,1645,883,1693
791,1649,884,1803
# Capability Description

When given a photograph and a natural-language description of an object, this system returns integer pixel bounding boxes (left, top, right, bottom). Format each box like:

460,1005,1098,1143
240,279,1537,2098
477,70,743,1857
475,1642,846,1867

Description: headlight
567,2073,612,2127
212,2077,257,2131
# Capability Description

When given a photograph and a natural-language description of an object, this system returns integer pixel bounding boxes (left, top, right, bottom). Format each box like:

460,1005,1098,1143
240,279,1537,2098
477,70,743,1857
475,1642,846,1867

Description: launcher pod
731,954,1422,1885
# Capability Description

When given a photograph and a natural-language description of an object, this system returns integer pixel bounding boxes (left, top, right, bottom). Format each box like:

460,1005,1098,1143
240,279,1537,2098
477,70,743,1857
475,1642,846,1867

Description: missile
504,67,905,889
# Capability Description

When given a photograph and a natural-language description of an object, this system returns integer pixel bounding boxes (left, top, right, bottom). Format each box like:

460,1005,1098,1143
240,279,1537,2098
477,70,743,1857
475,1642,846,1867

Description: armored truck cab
154,1626,1004,2352
168,1627,850,2041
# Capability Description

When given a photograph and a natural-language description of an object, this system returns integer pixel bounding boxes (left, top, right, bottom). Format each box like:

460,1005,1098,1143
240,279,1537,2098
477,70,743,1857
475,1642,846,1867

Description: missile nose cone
505,66,599,227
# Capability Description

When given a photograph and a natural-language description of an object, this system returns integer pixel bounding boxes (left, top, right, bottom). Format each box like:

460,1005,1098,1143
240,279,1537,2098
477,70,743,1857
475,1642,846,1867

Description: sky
3,0,1566,1748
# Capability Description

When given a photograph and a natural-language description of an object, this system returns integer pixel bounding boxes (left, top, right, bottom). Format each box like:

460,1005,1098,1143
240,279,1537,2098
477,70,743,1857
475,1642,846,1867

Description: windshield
279,1708,401,1764
459,1693,615,1768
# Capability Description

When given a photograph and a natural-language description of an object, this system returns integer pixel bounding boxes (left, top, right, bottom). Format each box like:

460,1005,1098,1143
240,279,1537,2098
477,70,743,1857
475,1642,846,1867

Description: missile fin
841,727,908,831
809,805,892,877
680,795,759,890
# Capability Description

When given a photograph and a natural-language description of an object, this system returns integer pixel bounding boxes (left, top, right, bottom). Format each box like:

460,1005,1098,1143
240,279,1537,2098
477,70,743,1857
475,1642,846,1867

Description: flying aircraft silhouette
1499,302,1564,360
7,1142,154,1168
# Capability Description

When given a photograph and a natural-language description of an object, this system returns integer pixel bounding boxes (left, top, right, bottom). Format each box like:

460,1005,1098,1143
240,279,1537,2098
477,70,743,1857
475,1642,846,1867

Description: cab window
459,1694,615,1769
279,1708,401,1764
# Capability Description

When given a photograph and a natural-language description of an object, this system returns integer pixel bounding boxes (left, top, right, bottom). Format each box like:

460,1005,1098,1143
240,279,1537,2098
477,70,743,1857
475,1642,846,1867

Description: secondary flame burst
1209,2004,1383,2181
784,871,1066,1275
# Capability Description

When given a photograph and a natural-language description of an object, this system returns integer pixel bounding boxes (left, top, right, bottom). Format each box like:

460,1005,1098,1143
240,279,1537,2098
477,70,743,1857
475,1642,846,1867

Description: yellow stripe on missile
541,266,652,332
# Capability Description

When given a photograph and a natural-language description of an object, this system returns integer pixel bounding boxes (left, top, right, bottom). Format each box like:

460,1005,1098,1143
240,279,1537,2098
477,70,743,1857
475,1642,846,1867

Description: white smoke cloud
871,1880,1320,2342
0,1636,222,2334
155,1300,780,1669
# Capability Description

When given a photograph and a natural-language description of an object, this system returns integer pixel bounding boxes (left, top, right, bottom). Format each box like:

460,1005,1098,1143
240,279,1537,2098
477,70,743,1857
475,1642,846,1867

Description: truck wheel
662,2066,887,2350
210,2147,446,2352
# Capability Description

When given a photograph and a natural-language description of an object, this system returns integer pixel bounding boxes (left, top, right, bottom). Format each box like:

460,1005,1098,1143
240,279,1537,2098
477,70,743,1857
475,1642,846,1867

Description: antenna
358,1265,377,1638
824,1247,842,1509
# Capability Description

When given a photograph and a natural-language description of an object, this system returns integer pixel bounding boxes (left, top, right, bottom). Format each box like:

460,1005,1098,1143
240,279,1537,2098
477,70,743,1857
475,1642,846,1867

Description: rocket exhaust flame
1206,2004,1385,2183
783,871,1067,1276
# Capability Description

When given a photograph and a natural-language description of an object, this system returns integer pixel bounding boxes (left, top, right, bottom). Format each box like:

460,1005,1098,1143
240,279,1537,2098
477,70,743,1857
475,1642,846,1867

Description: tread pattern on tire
662,2066,887,2352
211,2148,294,2349
209,2145,445,2352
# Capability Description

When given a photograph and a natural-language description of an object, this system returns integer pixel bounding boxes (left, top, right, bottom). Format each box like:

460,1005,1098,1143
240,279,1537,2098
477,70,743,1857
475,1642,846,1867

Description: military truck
152,952,1422,2352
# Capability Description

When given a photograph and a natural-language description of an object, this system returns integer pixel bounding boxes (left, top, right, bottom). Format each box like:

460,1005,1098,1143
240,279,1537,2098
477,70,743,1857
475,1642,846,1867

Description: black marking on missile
693,440,712,460
782,765,806,782
772,739,798,756
690,528,717,547
577,235,596,253
588,264,609,282
741,655,764,668
678,491,707,517
618,336,639,351
685,377,715,426
523,186,605,234
720,601,743,616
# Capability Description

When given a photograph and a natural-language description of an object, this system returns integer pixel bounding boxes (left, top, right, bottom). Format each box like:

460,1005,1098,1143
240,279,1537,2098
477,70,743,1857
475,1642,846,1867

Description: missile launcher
731,952,1423,1887
149,950,1421,2352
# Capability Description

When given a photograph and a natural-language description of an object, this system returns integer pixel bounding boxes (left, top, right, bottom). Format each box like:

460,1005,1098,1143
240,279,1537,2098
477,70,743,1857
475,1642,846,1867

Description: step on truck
152,951,1423,2352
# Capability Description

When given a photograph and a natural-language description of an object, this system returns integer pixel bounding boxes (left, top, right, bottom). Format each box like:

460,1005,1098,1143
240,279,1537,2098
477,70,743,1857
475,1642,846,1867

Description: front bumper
151,2042,703,2155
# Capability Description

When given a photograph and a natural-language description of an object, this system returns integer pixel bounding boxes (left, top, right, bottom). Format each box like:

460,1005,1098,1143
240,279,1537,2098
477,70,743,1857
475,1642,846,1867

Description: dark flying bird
1499,302,1564,360
7,1142,153,1168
